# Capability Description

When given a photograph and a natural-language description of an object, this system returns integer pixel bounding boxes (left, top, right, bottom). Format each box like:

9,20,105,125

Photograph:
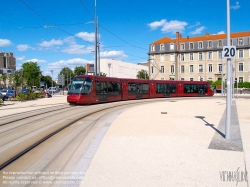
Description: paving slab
80,97,249,187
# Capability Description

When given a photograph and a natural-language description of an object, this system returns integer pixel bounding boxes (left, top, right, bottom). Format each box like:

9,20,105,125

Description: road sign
58,74,65,85
223,46,236,58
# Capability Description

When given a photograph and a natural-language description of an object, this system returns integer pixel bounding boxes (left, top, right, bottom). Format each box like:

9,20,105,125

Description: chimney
206,32,209,37
176,32,180,50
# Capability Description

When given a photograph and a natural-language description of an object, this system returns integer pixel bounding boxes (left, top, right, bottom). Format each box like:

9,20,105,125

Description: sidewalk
80,97,250,187
0,95,68,117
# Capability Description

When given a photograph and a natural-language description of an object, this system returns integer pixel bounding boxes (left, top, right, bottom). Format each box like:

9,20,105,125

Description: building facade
148,31,250,82
0,52,16,74
0,52,16,88
86,59,148,78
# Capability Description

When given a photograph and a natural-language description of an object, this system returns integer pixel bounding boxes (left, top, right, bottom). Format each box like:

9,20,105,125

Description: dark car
0,92,6,101
20,89,31,94
6,90,16,99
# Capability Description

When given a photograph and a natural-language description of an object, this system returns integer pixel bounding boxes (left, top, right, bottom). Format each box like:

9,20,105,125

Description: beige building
0,52,16,74
86,59,148,78
148,31,250,82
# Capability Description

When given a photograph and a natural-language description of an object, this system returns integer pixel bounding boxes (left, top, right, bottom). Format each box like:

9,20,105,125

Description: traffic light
234,78,237,86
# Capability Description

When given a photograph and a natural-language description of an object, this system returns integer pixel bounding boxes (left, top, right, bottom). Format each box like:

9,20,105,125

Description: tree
136,70,149,79
74,66,86,76
0,74,7,88
100,72,107,76
12,72,23,90
41,75,53,88
21,62,41,88
59,67,74,87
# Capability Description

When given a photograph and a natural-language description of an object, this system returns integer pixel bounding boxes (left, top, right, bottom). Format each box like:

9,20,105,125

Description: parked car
6,90,16,99
0,92,6,101
0,89,8,96
46,87,59,93
20,88,31,94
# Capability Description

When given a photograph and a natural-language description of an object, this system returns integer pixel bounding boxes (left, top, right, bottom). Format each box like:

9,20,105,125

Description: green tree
59,67,74,87
21,62,41,88
74,66,86,76
12,72,23,90
100,72,107,76
136,70,149,79
41,75,53,88
0,74,7,88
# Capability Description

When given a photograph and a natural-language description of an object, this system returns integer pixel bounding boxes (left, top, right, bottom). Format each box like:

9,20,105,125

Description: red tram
67,75,214,105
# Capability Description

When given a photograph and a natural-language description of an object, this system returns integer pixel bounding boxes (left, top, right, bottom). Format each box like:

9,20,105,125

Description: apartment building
0,52,16,74
148,31,250,82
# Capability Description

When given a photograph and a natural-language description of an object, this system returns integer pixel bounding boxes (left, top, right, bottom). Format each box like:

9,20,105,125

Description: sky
0,0,249,79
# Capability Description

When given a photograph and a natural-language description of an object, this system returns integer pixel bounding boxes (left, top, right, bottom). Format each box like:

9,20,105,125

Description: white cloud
61,44,94,54
16,56,25,61
17,44,30,51
39,39,64,47
217,31,225,34
0,39,12,47
231,1,240,9
44,58,92,78
25,58,47,63
161,20,188,34
147,19,166,30
190,26,206,35
75,32,96,42
188,22,201,28
100,51,127,59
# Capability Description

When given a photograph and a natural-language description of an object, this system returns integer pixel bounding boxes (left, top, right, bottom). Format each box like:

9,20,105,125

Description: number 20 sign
223,46,236,58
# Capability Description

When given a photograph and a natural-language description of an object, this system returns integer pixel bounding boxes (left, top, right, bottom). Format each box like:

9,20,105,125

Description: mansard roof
151,31,250,44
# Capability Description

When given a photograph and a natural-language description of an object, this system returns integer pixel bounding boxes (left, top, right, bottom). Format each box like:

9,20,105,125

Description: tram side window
112,82,121,95
156,83,165,93
199,84,208,93
184,84,198,93
128,83,136,94
96,81,107,94
142,83,149,94
169,84,176,93
106,82,114,93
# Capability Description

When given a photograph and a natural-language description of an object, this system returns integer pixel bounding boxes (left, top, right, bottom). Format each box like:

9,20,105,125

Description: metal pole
221,58,224,95
51,70,53,96
94,0,97,76
225,0,231,139
97,16,100,76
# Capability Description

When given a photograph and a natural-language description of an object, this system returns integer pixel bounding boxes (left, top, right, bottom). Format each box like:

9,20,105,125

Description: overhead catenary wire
20,0,148,63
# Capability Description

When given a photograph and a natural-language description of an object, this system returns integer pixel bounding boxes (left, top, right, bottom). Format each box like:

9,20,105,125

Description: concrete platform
80,96,250,187
0,95,249,186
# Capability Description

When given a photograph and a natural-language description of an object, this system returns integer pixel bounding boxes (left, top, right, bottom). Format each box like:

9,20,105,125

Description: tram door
96,81,108,102
135,83,143,99
163,84,170,97
198,84,206,96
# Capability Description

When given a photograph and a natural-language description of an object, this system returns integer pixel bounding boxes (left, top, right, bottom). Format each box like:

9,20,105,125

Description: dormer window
160,44,165,51
170,43,174,50
218,40,222,47
199,41,203,49
151,44,155,51
190,43,194,49
208,41,212,48
180,43,185,50
238,38,243,46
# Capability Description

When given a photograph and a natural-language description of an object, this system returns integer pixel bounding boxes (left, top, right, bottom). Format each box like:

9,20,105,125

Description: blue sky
0,0,249,79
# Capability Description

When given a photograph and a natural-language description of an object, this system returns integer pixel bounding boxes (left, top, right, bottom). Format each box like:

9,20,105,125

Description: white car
46,87,58,93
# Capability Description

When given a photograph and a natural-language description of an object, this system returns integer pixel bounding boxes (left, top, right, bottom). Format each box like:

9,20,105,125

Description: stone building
148,31,250,82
